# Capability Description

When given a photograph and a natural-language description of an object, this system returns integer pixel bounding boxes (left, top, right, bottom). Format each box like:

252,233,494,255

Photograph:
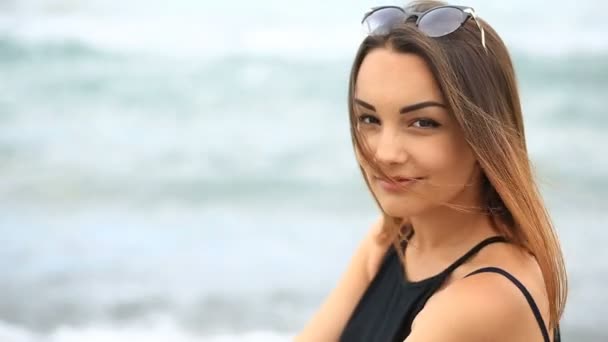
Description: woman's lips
375,176,424,192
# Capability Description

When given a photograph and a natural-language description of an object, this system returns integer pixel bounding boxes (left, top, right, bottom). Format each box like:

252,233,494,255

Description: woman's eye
412,118,440,128
358,115,380,125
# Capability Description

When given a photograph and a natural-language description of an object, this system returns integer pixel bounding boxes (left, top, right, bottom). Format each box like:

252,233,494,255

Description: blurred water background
0,0,607,341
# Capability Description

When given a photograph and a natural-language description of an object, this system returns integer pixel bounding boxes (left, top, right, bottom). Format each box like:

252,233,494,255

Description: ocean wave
0,36,114,63
1,0,607,60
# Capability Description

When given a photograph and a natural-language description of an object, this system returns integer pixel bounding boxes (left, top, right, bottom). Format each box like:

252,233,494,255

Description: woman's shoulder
457,240,549,317
407,242,551,341
406,269,534,341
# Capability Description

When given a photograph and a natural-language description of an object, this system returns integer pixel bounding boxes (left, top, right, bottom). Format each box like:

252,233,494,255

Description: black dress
339,235,560,342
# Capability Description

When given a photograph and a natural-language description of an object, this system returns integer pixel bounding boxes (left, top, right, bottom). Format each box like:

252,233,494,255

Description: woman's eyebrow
354,98,446,114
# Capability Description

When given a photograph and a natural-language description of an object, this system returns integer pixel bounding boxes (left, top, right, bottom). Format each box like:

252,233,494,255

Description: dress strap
443,236,508,274
465,266,555,342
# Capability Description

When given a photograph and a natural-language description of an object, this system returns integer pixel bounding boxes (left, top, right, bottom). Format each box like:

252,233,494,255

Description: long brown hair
348,0,567,328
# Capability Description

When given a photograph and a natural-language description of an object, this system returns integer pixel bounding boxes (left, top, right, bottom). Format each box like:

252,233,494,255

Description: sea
1,0,607,341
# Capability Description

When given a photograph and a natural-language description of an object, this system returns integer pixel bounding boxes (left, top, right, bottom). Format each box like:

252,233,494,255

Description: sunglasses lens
418,7,466,37
362,7,405,35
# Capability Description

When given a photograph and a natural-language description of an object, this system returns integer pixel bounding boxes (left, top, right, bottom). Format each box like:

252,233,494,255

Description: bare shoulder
406,243,550,342
406,270,531,341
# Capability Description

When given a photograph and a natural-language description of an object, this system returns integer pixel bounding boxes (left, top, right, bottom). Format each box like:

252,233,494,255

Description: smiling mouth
375,176,424,182
373,175,424,192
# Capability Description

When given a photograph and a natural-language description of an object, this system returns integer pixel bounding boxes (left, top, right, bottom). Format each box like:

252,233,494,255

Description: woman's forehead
355,48,443,105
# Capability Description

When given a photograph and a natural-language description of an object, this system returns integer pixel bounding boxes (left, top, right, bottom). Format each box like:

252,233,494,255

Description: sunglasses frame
361,5,487,52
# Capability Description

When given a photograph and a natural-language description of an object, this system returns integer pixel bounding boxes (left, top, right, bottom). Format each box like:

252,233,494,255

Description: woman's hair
348,0,567,328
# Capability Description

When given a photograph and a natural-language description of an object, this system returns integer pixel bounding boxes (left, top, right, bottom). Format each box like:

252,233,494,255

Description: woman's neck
407,205,499,254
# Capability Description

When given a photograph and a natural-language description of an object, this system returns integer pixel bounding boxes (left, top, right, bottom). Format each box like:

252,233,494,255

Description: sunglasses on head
361,5,487,52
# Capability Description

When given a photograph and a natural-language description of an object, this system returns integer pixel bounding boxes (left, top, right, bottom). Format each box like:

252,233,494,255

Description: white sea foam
0,318,294,342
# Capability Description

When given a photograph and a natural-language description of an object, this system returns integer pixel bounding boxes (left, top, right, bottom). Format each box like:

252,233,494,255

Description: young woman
295,1,567,341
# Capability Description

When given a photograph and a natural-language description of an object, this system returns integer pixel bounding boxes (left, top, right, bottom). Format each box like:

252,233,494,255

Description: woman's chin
380,203,417,218
377,194,434,218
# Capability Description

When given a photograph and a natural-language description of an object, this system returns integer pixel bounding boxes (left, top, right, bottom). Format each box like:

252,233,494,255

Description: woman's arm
294,217,384,342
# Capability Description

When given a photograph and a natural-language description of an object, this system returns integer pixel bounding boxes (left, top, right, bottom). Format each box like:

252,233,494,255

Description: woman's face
354,47,481,218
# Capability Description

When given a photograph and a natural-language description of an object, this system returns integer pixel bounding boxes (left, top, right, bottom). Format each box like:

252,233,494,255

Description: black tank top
339,235,561,342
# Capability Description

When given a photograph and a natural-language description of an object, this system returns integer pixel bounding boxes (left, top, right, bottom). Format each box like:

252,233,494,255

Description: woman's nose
374,129,408,165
